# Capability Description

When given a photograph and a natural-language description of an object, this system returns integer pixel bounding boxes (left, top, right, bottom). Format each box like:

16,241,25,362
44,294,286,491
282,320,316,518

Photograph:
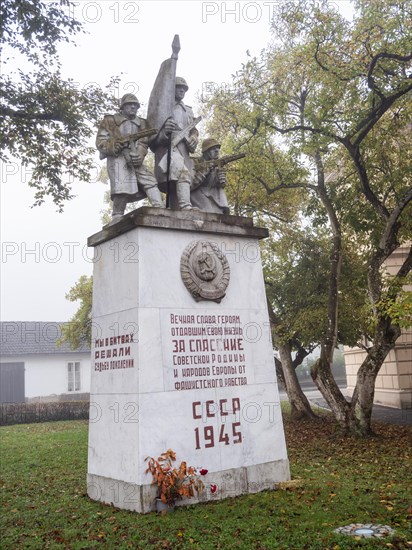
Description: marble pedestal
87,207,289,513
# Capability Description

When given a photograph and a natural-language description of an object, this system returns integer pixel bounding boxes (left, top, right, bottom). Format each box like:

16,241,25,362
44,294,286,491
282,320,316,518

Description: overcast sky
0,0,352,322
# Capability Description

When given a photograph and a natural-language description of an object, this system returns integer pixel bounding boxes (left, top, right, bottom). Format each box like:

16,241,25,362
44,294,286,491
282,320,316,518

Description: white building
0,322,91,403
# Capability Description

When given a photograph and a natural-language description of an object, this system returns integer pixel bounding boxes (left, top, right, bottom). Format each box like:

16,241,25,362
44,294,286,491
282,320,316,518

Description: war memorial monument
87,36,290,513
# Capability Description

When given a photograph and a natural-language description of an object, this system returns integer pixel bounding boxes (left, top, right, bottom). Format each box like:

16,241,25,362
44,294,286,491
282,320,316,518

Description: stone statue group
96,36,244,222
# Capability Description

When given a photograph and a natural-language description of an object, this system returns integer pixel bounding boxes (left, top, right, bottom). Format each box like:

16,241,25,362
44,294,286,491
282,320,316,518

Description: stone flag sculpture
148,35,200,209
147,35,180,132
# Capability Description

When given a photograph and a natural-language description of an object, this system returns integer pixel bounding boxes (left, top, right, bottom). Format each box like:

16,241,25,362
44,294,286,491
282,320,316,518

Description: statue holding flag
148,35,200,210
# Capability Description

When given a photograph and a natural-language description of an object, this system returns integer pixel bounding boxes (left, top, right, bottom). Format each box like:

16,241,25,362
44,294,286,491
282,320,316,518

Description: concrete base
374,390,411,409
87,208,290,512
87,459,290,513
346,387,412,409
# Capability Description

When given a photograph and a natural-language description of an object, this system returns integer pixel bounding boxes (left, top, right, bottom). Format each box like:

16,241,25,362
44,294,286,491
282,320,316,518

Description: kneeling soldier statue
191,138,245,214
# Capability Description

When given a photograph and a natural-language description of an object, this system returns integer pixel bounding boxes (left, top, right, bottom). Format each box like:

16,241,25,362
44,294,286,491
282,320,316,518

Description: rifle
171,116,202,149
196,152,246,172
118,128,158,167
117,127,158,148
164,116,202,207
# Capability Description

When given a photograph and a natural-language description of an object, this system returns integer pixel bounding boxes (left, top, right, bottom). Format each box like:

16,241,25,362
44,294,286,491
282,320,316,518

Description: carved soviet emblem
180,241,230,303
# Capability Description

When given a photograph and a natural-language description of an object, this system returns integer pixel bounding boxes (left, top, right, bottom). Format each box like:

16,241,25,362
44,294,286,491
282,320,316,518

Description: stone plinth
87,207,289,513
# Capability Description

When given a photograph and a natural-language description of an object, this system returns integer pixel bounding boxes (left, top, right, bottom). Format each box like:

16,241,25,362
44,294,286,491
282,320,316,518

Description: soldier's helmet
120,94,140,109
202,138,221,153
175,77,189,91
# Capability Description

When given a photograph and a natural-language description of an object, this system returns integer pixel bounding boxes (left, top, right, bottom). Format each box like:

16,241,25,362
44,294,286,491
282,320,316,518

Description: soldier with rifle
150,76,200,210
191,138,245,214
96,93,164,220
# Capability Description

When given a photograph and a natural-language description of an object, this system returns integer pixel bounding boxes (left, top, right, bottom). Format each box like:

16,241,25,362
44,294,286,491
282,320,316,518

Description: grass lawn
1,408,411,549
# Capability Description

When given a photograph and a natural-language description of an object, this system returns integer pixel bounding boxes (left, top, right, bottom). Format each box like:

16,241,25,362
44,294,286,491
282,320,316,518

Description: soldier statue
191,138,231,214
150,77,200,210
96,93,164,220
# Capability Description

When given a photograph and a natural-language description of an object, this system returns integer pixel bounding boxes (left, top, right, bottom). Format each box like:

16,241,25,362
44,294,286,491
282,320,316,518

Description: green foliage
202,0,411,434
1,418,411,548
266,0,412,144
377,274,412,329
264,229,331,346
202,0,412,335
59,275,93,349
264,228,368,349
1,0,82,61
0,0,119,209
200,78,308,223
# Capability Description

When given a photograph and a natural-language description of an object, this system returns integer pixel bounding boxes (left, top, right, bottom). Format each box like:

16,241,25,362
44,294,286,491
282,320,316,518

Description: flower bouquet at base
145,449,206,510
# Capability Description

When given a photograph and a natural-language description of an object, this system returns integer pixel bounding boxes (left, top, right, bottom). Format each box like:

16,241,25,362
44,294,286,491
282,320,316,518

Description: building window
68,362,80,391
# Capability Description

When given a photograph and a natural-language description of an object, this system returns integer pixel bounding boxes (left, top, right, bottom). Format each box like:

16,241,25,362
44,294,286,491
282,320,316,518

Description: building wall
344,244,412,409
0,353,91,402
345,327,412,409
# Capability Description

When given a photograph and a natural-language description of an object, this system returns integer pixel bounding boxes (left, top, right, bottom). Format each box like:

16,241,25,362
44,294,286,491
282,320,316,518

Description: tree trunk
349,319,401,436
274,356,286,389
266,297,316,419
347,242,410,435
310,153,349,429
279,342,316,419
311,353,350,430
349,369,378,436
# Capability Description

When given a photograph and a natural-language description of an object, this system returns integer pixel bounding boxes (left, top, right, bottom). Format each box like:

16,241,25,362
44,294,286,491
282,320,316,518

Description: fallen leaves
277,479,303,490
2,416,411,548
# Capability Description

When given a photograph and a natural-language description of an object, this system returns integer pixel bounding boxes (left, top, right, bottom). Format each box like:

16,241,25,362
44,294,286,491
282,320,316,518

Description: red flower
210,484,217,494
199,469,208,476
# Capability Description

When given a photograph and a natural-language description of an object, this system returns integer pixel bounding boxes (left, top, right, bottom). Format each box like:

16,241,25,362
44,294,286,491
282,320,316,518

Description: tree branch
0,106,64,122
256,176,314,195
351,82,412,146
265,120,346,146
367,51,412,95
313,39,362,83
344,141,390,219
379,187,412,254
263,208,295,224
396,245,412,278
314,152,342,362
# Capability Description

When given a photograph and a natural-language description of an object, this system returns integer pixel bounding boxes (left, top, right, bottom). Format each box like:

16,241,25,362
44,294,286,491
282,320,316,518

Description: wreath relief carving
180,241,230,303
